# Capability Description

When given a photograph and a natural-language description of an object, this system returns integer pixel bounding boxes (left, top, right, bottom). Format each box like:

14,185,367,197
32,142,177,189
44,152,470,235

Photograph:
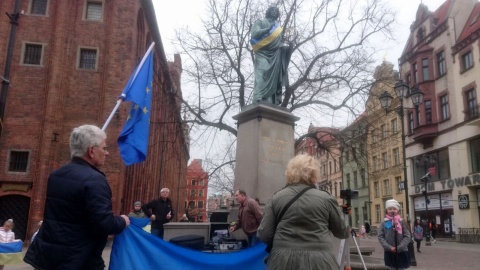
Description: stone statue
250,6,292,105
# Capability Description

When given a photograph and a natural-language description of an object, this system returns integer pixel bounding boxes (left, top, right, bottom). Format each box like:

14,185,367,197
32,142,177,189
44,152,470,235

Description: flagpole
101,42,155,131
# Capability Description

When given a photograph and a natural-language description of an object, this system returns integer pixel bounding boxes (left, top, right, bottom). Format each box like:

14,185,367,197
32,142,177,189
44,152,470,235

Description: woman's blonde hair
285,154,320,186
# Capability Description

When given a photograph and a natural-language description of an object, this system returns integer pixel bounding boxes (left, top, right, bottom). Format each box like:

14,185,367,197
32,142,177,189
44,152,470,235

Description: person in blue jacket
24,125,130,270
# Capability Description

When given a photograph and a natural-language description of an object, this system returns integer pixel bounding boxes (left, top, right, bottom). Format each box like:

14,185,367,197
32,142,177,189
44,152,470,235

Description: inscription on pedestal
260,136,293,163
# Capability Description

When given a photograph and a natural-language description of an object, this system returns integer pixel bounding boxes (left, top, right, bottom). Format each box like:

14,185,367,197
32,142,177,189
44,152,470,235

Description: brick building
0,0,188,241
184,159,208,222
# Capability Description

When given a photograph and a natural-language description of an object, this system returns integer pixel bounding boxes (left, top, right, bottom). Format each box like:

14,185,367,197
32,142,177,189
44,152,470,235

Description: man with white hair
24,124,130,270
142,187,174,239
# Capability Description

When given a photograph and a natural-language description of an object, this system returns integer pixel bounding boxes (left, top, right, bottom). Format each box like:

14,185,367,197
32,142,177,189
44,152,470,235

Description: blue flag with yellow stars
118,46,154,165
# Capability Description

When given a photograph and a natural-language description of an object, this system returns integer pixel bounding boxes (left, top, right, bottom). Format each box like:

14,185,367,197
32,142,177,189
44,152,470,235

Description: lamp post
419,154,435,246
379,80,424,266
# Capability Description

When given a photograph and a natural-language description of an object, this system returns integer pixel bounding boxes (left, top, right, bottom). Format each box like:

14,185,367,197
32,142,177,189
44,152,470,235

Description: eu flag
117,47,154,165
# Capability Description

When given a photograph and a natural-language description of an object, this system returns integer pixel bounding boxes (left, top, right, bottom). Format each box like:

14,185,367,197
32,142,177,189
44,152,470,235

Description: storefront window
470,137,480,173
412,149,450,184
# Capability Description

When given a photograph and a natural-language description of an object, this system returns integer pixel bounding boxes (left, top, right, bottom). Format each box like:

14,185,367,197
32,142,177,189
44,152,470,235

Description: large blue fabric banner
109,218,267,270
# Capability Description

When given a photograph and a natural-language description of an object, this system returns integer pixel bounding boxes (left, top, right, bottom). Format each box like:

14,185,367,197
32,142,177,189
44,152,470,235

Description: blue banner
109,218,267,270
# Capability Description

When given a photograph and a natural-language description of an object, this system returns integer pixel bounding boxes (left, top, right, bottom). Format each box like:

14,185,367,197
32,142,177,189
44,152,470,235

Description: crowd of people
0,124,437,270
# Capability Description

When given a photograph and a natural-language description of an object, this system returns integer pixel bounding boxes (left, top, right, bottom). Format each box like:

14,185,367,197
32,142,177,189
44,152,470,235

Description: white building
399,0,480,238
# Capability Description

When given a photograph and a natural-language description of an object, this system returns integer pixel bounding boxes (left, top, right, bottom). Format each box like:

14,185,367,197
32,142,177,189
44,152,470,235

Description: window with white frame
30,0,48,15
85,1,103,21
395,176,402,194
373,156,378,171
408,112,414,133
440,95,449,120
198,190,204,197
23,43,43,65
8,151,29,172
381,124,387,139
391,118,398,134
437,51,446,76
382,152,388,169
375,204,381,222
197,201,204,209
425,100,432,124
422,58,429,81
374,181,379,197
465,89,477,120
393,148,400,165
383,179,391,196
79,48,97,70
462,51,474,71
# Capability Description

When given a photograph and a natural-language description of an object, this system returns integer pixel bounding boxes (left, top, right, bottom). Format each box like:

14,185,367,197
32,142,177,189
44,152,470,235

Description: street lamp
418,154,436,246
421,174,431,246
378,79,424,266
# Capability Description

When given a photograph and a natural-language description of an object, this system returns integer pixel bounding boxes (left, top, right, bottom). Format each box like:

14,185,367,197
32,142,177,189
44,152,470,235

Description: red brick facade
0,0,188,241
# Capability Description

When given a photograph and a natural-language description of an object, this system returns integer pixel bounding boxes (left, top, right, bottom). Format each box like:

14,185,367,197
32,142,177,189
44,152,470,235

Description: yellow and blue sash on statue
251,22,283,52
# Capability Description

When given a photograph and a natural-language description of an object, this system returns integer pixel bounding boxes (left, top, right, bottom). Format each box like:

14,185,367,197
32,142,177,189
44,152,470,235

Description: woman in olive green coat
257,154,350,270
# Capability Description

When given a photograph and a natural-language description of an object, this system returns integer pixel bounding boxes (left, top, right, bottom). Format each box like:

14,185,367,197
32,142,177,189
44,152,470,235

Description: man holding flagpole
24,125,130,270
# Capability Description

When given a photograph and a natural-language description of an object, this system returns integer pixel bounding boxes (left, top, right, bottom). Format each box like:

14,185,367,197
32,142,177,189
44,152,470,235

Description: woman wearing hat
378,199,411,270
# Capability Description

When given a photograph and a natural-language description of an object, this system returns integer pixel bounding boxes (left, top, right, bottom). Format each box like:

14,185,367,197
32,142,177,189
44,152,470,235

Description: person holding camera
257,154,349,270
378,199,411,270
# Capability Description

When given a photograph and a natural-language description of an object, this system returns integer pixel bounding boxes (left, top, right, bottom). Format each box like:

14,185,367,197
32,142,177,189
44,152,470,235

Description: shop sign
458,194,470,209
414,174,480,194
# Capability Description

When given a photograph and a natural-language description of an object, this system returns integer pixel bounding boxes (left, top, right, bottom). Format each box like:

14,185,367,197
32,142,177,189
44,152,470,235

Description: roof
401,0,454,58
457,2,480,42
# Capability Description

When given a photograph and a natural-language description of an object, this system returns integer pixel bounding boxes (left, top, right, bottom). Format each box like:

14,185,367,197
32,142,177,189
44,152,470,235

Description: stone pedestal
232,103,300,204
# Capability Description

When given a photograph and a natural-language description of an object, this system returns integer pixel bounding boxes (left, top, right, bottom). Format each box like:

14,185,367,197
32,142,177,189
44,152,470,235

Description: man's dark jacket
142,198,174,229
24,157,126,270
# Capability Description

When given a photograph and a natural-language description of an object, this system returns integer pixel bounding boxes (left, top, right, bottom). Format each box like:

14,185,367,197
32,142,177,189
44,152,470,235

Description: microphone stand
393,213,398,270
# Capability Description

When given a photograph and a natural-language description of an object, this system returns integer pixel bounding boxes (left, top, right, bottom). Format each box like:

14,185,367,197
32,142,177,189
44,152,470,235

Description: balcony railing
458,228,480,243
464,104,480,121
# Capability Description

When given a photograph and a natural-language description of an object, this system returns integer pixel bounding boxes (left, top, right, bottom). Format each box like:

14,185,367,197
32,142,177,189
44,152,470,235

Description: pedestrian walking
361,225,366,239
429,219,437,244
413,219,423,253
230,190,263,247
378,199,411,270
365,220,371,238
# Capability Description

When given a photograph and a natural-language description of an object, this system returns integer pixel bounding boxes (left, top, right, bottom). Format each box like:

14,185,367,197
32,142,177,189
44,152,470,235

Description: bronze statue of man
250,6,291,105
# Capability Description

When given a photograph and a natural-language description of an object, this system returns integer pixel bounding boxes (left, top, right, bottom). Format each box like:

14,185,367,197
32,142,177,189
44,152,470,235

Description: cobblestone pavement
6,237,480,269
347,236,480,270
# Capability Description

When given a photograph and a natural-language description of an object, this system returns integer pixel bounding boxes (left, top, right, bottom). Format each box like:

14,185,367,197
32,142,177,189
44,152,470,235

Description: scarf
384,214,402,234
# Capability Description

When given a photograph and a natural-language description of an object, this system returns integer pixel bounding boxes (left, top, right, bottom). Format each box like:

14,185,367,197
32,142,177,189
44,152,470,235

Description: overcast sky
154,0,444,68
152,0,445,161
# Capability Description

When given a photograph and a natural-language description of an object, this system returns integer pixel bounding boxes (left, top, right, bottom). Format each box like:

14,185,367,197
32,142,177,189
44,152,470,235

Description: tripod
336,189,367,270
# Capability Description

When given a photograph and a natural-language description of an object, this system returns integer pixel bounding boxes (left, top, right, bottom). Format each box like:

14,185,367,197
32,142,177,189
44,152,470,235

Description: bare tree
174,0,396,189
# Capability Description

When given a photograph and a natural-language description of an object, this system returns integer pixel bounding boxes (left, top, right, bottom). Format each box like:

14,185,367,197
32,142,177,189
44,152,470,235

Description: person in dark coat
142,188,174,239
24,125,130,270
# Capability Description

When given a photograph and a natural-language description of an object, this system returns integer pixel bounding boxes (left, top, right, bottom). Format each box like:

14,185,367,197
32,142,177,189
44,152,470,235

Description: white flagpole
101,42,155,131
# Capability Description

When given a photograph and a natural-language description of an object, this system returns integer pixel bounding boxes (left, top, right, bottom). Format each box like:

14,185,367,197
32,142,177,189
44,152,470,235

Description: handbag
265,186,312,253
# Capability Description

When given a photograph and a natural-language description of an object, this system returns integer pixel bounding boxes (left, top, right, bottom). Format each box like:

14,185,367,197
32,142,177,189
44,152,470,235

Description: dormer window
417,27,425,43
